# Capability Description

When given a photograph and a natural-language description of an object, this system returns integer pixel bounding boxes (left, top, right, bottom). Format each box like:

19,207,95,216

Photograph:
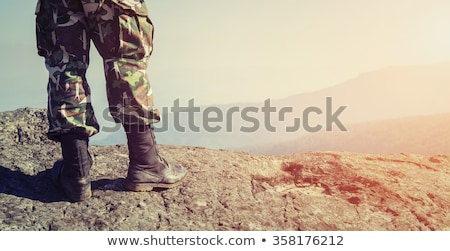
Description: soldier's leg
36,0,99,140
82,0,158,125
35,0,96,201
82,0,186,191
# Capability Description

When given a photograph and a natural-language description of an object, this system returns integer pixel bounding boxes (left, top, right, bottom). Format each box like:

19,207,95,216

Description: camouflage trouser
35,0,161,141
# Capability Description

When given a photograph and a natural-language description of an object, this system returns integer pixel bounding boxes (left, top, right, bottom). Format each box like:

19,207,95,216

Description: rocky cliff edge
0,108,449,230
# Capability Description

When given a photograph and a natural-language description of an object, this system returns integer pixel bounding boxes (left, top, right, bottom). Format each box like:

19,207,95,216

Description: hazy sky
2,0,450,113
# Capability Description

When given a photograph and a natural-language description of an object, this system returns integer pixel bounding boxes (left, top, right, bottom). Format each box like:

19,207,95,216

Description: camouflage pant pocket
116,10,154,60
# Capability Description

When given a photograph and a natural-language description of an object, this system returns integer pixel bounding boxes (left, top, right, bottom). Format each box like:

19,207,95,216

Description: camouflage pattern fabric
35,0,160,141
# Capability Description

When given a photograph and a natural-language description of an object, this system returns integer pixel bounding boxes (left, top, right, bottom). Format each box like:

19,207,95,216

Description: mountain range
253,112,450,155
92,62,450,155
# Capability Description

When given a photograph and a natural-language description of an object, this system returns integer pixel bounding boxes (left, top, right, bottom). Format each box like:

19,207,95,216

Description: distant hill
94,62,450,150
275,62,450,123
72,62,450,150
252,113,450,156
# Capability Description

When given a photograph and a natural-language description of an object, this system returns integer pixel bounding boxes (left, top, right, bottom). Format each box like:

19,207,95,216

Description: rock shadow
0,165,170,203
0,165,67,203
91,178,126,191
91,178,171,192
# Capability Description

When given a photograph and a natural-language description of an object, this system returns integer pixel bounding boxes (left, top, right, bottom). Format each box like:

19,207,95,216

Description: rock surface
0,108,449,230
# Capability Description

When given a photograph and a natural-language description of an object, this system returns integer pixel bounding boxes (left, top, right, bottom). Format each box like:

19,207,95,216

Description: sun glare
416,4,450,62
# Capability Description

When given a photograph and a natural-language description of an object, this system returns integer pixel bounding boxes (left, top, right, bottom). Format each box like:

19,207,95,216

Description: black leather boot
124,124,186,191
51,133,92,202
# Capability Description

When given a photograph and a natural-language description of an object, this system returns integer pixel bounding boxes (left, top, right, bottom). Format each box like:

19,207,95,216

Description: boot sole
124,180,183,192
67,190,92,202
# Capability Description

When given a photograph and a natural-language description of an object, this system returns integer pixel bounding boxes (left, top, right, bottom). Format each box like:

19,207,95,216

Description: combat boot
124,124,186,192
51,133,92,202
